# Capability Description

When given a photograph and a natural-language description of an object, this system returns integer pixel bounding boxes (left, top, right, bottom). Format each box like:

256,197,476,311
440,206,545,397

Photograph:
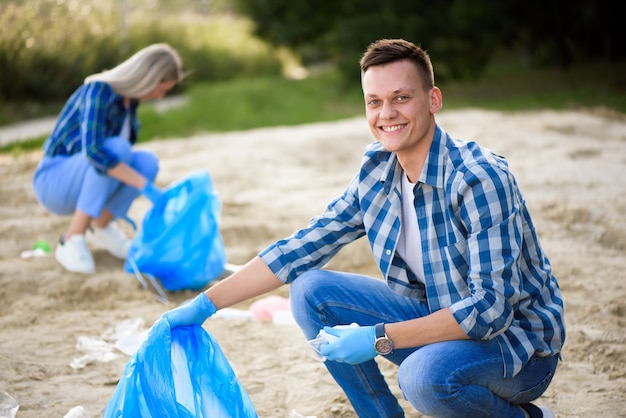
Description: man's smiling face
362,59,440,158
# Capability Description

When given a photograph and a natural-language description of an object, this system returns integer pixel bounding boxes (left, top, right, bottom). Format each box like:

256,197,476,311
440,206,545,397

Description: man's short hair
360,39,435,90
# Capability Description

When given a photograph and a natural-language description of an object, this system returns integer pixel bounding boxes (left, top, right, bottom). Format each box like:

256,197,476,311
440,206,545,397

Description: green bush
122,14,283,83
0,0,284,105
0,1,121,101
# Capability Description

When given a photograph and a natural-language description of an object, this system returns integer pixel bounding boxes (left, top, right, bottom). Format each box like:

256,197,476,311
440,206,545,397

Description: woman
33,43,183,274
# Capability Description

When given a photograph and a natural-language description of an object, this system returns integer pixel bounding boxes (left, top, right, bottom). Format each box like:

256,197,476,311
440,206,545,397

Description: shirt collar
379,124,447,192
419,124,447,189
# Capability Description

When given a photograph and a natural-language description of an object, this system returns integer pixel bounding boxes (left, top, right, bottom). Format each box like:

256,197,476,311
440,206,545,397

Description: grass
1,60,625,154
440,58,626,114
136,71,364,141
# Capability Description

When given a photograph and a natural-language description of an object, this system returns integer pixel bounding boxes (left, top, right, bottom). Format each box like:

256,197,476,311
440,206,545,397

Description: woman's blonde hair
85,43,184,98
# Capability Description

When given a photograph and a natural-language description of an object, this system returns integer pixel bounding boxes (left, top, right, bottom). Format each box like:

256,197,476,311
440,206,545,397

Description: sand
0,109,625,417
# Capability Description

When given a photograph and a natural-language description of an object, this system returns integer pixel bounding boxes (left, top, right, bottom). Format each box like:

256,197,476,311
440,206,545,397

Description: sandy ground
0,109,625,417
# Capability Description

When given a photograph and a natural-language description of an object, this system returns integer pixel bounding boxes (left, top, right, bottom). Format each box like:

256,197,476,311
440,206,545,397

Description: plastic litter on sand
70,318,148,369
63,406,85,418
20,239,52,258
0,391,19,418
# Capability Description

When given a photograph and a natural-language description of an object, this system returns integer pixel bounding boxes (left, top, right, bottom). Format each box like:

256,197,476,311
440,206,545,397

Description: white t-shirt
119,110,131,140
397,171,426,283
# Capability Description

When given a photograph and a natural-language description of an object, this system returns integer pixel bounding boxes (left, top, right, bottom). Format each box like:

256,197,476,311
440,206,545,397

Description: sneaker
55,234,96,274
538,406,555,418
521,403,555,418
86,221,131,259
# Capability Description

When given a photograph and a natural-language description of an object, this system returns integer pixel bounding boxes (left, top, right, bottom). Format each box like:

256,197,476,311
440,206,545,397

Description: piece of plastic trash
104,318,149,356
303,323,358,362
63,406,85,418
100,317,145,341
114,329,149,356
290,409,317,418
303,329,339,362
212,308,256,321
70,318,148,368
20,239,51,258
103,318,258,417
0,391,19,418
272,310,297,326
249,295,291,320
70,336,120,369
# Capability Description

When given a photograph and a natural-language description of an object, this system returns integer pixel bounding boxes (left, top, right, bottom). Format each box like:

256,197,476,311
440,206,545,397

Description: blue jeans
290,270,558,418
33,136,158,219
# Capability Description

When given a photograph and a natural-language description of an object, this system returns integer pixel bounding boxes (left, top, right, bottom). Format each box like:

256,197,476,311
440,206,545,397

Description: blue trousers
290,270,558,418
33,137,158,220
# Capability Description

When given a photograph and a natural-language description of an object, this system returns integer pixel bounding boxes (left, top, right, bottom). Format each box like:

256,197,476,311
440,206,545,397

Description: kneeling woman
33,43,182,273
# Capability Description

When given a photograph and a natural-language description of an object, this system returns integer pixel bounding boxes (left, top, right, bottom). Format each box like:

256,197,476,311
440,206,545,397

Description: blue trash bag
125,171,227,291
103,318,258,418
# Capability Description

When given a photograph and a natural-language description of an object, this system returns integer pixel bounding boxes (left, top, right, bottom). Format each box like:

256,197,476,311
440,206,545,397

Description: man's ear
430,87,443,114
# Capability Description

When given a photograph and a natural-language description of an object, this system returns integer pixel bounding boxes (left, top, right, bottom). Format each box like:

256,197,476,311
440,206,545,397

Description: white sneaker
86,221,131,259
538,406,555,418
522,404,556,418
55,234,96,274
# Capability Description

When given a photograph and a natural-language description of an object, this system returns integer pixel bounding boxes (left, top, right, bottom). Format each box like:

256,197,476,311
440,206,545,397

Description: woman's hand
141,181,164,203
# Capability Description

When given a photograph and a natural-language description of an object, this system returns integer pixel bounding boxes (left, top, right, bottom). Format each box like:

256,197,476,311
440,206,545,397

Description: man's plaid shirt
260,125,565,377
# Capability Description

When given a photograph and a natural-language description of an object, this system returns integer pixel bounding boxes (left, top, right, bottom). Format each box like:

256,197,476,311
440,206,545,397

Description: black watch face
375,338,393,355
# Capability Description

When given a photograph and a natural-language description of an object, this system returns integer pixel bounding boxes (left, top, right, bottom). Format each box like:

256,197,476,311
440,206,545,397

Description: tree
233,0,625,82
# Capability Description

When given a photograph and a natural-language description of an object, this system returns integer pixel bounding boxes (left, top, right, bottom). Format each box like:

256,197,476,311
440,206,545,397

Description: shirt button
385,249,392,255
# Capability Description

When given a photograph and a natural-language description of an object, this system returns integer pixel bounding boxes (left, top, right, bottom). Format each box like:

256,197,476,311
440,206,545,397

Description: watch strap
375,322,386,339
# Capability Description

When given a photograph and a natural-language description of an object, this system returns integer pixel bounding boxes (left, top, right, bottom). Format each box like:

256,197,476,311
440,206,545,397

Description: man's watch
374,323,394,355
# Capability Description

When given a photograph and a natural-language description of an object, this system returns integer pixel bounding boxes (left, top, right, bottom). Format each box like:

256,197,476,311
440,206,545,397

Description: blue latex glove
162,293,217,328
141,181,164,204
319,324,377,364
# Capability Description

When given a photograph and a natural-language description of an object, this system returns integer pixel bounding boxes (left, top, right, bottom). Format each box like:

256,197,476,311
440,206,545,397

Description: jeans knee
290,270,337,336
104,136,133,163
398,354,459,416
132,150,159,181
292,269,336,298
291,271,321,309
104,138,159,180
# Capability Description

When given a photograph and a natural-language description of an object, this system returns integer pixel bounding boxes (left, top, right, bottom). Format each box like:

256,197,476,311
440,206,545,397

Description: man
163,38,565,418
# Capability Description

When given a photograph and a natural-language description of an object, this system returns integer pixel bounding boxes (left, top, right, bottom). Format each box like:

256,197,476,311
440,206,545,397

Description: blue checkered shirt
42,81,139,173
260,125,565,377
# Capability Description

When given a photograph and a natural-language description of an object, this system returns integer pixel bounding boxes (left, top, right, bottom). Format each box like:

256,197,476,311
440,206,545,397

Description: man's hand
162,293,217,328
320,324,377,364
141,181,164,204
